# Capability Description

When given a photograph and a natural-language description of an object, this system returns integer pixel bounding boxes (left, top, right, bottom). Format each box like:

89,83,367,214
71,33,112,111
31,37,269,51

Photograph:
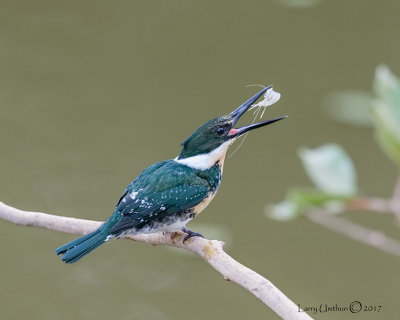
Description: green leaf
371,65,400,165
323,90,373,127
265,188,349,221
374,65,400,109
298,144,357,196
287,188,350,208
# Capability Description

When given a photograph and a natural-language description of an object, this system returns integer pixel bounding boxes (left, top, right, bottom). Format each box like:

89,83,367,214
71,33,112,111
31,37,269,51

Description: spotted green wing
109,162,210,235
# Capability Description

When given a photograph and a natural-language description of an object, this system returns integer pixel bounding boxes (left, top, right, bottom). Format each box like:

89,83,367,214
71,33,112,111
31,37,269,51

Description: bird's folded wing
109,180,209,235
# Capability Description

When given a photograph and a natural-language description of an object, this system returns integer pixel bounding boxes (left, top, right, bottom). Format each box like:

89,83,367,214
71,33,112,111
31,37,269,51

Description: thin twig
0,201,313,320
306,209,400,257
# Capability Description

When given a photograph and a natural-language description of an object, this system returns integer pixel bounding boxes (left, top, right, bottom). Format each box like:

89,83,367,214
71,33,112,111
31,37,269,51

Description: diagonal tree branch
0,201,313,320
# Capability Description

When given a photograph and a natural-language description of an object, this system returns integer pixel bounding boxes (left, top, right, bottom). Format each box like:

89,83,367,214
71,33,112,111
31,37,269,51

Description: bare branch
306,209,400,257
0,201,313,320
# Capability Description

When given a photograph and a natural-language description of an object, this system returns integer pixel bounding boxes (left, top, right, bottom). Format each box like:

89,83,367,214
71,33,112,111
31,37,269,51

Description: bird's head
176,86,286,170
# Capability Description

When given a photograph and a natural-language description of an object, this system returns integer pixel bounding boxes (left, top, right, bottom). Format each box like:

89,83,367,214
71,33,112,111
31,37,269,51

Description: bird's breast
192,190,218,215
192,161,223,216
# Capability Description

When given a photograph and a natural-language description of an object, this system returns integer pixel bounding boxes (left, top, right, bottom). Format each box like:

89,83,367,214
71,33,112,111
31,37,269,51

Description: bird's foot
181,227,204,243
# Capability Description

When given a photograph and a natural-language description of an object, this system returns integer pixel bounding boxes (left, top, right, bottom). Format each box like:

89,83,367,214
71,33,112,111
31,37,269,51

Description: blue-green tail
55,229,109,263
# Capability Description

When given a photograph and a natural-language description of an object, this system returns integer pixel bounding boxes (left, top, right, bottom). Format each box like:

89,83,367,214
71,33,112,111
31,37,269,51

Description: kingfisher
55,86,286,263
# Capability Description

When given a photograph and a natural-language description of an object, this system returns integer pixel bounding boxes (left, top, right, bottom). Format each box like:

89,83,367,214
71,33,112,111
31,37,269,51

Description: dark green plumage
179,116,232,159
55,160,222,263
109,160,221,234
55,86,286,263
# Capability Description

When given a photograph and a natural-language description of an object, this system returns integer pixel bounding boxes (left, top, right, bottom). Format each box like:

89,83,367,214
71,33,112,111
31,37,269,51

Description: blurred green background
1,0,399,319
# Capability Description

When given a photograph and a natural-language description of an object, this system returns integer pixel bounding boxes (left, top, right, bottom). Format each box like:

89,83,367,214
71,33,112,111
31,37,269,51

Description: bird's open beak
228,86,287,138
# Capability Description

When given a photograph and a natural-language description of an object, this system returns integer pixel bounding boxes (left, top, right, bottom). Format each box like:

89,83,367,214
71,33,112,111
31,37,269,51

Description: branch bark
0,201,312,320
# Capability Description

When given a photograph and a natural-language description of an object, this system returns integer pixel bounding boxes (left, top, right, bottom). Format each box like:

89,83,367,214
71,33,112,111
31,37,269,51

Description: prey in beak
228,86,287,138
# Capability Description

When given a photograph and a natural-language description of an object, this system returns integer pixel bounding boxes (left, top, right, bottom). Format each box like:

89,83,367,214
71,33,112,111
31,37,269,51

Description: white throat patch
174,140,234,171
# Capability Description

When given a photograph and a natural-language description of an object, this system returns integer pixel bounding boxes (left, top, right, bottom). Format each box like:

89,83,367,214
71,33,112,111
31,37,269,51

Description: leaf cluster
266,65,400,220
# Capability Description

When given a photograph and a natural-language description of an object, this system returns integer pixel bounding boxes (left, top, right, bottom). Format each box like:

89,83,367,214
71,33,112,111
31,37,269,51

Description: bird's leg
181,227,204,243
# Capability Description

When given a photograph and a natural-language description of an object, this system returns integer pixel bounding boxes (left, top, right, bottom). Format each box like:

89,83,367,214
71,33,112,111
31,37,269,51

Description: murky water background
1,1,399,319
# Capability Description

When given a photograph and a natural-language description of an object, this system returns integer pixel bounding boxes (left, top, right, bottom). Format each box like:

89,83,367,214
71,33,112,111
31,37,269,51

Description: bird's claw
181,227,204,243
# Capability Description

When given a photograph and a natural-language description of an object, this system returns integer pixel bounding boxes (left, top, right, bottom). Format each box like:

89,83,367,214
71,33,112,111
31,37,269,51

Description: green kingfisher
55,86,286,263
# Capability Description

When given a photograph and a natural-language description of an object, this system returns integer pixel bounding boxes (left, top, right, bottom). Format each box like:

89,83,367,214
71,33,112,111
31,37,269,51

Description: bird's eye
216,127,225,136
